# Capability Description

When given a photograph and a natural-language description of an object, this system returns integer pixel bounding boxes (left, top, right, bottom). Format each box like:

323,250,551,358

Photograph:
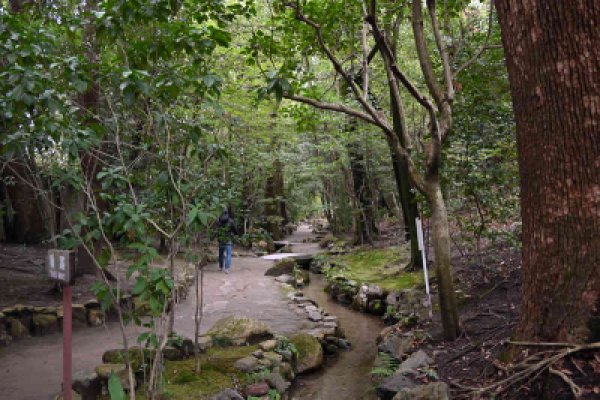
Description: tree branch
411,0,443,108
453,0,496,78
427,0,455,101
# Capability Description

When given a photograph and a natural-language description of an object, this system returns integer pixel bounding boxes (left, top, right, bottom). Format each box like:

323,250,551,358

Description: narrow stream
289,273,384,400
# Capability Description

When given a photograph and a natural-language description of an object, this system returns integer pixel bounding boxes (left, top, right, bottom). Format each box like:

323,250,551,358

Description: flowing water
289,273,383,400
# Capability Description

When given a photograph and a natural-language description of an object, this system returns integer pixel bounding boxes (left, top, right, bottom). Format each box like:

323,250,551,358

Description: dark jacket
214,211,237,244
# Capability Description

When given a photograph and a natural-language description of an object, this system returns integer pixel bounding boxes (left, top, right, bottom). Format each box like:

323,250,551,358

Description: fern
371,352,400,378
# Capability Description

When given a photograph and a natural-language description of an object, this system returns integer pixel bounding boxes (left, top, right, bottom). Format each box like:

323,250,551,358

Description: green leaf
108,372,126,400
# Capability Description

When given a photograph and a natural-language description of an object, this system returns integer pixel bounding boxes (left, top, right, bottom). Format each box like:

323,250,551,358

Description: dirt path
0,226,318,400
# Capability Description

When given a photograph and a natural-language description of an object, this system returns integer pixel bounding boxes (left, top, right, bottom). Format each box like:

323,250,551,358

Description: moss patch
105,345,259,400
327,246,424,291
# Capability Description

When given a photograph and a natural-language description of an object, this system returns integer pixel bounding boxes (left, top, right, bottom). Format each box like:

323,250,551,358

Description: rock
377,374,417,400
294,269,310,287
259,339,277,352
267,370,290,393
95,363,134,390
378,331,416,360
280,362,295,380
265,258,297,277
53,390,82,400
87,308,105,327
32,313,58,336
396,350,433,375
234,356,259,372
367,299,385,315
72,371,102,400
263,351,283,366
206,316,273,345
259,358,272,368
102,348,149,371
392,382,450,400
307,311,322,322
337,338,351,349
176,337,196,357
279,349,293,362
275,274,295,284
245,381,270,397
198,335,213,351
323,315,337,323
290,333,323,374
209,388,244,400
304,305,318,312
324,344,338,355
252,350,264,359
7,317,29,339
162,345,183,361
72,304,88,328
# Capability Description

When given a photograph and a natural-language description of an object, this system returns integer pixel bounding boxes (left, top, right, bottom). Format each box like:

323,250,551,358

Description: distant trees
496,1,600,341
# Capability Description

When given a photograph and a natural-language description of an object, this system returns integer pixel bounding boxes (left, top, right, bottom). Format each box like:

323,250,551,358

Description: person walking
214,207,237,274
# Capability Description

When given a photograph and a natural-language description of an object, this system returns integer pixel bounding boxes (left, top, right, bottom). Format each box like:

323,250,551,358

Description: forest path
0,226,318,400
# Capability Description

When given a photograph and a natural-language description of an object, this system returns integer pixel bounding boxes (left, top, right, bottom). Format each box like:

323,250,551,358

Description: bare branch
284,93,379,126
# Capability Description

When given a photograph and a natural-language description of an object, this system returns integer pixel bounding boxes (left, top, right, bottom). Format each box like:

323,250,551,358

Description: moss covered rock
289,333,323,374
207,316,273,345
265,258,297,277
32,313,58,336
102,348,149,371
7,317,28,338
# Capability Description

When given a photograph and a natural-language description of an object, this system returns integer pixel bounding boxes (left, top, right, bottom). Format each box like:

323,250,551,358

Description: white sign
46,250,76,284
416,218,433,319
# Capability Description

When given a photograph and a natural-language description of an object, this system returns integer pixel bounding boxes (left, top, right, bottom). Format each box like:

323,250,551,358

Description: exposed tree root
450,341,600,398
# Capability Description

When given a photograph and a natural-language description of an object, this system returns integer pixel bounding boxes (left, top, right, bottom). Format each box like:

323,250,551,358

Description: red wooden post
63,285,72,400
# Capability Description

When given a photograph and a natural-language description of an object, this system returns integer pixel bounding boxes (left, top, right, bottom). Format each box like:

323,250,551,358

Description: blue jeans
218,242,233,271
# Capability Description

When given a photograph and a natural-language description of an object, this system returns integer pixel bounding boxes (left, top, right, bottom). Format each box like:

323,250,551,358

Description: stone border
0,263,197,347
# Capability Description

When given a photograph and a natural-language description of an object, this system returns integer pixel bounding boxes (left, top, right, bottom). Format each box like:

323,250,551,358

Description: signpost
416,218,433,319
47,250,76,400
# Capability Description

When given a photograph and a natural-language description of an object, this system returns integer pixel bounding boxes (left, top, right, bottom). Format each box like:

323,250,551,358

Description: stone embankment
0,262,197,346
314,262,451,400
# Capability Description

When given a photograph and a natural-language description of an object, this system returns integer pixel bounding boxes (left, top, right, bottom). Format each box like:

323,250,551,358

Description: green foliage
371,352,400,378
108,373,126,400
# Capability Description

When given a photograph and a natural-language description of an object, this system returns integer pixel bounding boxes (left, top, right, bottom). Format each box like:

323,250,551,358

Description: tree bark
347,133,376,245
427,178,460,340
496,1,600,342
389,90,423,270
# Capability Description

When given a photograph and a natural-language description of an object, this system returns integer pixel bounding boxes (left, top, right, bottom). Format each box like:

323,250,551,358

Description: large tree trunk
389,90,422,270
347,136,376,245
496,1,600,342
426,178,460,340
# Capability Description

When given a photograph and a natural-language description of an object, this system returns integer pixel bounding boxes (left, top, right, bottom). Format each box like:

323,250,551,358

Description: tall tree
496,1,600,342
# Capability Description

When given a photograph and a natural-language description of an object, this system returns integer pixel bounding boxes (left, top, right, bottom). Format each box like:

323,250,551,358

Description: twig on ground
549,366,582,398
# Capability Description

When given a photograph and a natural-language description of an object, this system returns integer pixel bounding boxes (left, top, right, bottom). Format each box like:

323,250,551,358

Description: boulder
265,258,297,277
279,362,295,380
206,316,273,345
275,274,295,285
32,313,58,336
234,356,259,373
87,308,105,327
7,317,29,339
396,350,433,375
198,335,213,351
95,363,134,391
378,331,416,360
72,371,102,400
245,381,270,397
392,382,450,400
267,369,291,393
53,390,82,400
259,339,277,352
162,345,184,361
307,311,322,322
263,351,283,366
209,388,244,400
290,333,323,374
376,374,417,400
